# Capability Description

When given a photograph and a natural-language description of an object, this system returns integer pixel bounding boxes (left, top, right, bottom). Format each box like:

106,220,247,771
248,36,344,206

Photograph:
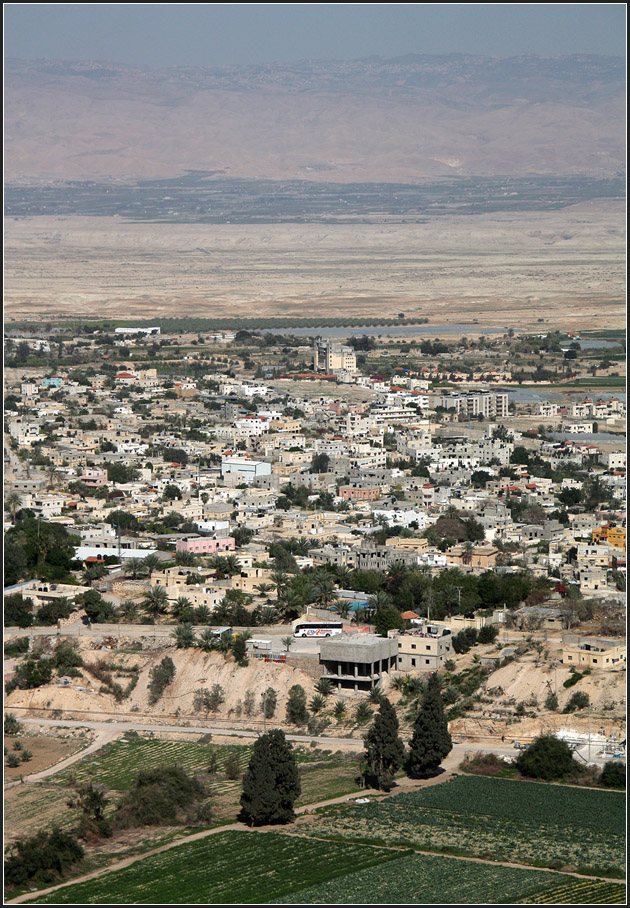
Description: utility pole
588,702,592,764
262,690,267,736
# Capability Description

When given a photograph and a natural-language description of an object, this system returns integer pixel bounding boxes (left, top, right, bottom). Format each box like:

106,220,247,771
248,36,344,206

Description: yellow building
591,525,626,551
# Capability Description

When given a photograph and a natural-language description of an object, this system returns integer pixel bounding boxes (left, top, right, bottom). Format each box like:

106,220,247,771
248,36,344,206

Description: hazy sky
4,3,626,66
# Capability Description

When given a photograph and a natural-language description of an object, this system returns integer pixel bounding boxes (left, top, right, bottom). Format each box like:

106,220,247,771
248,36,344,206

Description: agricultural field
34,830,400,904
274,852,576,905
4,784,76,843
308,776,626,876
520,880,627,904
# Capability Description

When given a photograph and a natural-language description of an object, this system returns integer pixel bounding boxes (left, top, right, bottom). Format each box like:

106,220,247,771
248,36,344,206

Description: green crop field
34,831,400,904
274,852,574,905
53,737,252,791
311,776,626,876
520,880,627,904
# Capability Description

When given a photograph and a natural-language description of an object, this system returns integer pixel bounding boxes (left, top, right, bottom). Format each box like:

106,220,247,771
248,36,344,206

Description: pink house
79,468,108,488
176,536,236,554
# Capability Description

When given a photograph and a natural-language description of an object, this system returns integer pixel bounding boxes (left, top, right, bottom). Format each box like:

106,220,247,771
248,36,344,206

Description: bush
53,640,84,674
148,656,176,704
545,692,559,711
516,734,580,781
4,713,22,735
6,752,21,768
600,761,626,789
563,691,589,713
563,670,585,688
4,827,84,888
478,625,498,644
114,766,207,829
4,637,29,657
286,684,308,725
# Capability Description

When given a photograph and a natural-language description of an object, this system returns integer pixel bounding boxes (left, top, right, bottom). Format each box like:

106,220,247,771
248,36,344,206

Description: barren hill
5,54,625,184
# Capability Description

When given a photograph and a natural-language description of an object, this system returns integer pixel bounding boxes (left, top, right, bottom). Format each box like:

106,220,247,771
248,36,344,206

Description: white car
355,798,371,804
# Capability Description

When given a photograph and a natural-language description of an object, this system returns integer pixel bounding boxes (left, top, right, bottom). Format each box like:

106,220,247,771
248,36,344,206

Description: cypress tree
363,697,405,790
406,673,453,778
239,729,301,826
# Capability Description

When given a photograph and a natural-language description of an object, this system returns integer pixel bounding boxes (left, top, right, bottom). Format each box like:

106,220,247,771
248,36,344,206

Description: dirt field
4,201,625,328
4,733,90,781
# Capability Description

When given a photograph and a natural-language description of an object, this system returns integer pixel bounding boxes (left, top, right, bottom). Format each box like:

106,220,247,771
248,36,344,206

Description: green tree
599,761,625,789
286,684,308,725
173,623,196,648
406,674,452,778
516,734,579,781
239,730,301,826
363,697,405,790
142,585,169,624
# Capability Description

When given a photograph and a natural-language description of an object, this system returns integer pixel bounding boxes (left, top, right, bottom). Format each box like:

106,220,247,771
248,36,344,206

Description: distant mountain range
5,54,625,184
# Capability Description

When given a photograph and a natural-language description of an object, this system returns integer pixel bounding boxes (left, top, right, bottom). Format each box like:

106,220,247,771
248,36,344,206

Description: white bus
293,620,344,638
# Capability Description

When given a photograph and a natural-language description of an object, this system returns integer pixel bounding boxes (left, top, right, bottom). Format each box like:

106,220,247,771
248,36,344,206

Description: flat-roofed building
319,635,398,692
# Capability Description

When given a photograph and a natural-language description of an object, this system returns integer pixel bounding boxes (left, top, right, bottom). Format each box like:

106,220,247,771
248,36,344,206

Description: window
425,659,431,665
411,658,416,667
426,645,431,651
411,643,416,650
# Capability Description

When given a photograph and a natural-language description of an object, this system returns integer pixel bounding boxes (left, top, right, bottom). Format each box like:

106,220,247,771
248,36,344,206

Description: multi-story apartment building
313,339,357,374
436,391,509,419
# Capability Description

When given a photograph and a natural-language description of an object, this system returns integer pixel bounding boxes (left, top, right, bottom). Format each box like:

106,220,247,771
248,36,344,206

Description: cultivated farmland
309,776,626,876
273,852,576,905
520,880,627,904
33,830,400,904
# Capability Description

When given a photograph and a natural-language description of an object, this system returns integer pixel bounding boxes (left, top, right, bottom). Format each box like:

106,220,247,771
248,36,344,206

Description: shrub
600,761,626,789
516,734,580,781
114,766,207,829
148,656,176,704
53,640,84,674
6,752,21,768
3,827,84,888
4,713,22,735
563,691,589,713
286,684,308,725
261,687,277,718
4,637,29,657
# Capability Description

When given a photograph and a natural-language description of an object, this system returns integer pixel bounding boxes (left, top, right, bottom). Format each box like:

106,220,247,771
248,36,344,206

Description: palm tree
123,558,149,581
366,590,392,617
315,678,334,697
172,596,194,621
281,636,293,653
198,628,220,652
334,600,351,619
175,550,197,567
254,605,279,626
223,555,242,577
270,570,289,598
173,623,196,648
194,604,211,625
143,553,162,582
5,491,22,523
294,537,312,556
46,463,61,490
462,542,475,566
313,571,338,610
141,585,169,624
332,564,352,587
119,599,138,622
253,583,274,597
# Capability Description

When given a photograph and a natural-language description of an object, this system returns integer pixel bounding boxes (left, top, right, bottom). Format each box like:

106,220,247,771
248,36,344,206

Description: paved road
17,717,523,760
18,717,366,748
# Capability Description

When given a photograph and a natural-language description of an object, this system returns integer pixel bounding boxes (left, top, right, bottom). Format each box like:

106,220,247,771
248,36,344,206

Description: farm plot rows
53,737,252,791
309,776,626,875
4,785,76,842
34,831,400,904
273,852,574,905
521,880,627,904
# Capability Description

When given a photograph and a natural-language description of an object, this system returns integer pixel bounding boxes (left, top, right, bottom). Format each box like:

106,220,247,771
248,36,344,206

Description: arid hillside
5,54,625,184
